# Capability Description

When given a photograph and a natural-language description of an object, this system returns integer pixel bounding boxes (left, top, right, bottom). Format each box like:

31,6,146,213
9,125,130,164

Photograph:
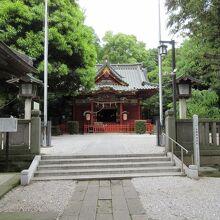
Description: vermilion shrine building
73,63,158,133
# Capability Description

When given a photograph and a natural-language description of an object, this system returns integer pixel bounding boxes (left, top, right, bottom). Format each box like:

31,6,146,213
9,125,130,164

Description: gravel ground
41,134,164,155
132,177,220,220
0,181,76,214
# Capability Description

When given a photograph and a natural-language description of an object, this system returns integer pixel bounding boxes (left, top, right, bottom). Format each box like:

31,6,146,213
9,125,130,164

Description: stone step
35,166,180,177
41,153,166,160
39,156,170,165
38,161,174,170
33,172,184,181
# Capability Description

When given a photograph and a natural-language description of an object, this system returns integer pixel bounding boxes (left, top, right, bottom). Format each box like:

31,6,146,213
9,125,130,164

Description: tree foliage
98,31,155,69
187,90,220,118
0,0,97,96
165,0,220,91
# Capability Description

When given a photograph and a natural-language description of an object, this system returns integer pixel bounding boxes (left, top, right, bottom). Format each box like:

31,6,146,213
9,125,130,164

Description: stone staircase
33,153,183,181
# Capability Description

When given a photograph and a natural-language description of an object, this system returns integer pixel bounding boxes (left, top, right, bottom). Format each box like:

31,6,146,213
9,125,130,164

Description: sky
78,0,180,49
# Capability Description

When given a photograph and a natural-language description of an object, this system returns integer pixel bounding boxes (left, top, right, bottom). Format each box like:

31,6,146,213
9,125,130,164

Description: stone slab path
59,180,148,220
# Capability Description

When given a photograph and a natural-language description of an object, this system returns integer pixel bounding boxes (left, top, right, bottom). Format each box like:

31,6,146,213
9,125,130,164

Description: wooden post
72,99,76,120
120,102,123,125
138,100,141,119
91,102,94,125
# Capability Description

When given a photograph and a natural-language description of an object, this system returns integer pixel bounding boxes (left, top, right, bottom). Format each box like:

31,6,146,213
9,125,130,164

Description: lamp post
159,40,177,121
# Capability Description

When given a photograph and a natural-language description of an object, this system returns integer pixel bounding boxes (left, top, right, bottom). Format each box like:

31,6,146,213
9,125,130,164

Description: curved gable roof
95,63,158,91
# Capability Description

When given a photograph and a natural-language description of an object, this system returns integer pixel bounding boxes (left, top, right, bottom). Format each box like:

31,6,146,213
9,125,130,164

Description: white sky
78,0,179,49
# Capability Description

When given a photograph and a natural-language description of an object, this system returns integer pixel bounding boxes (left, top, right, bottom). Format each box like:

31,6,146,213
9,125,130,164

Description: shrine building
73,62,158,133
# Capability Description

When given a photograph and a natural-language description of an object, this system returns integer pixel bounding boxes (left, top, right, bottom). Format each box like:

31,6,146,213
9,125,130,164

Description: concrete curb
21,155,41,185
167,152,199,179
0,173,20,199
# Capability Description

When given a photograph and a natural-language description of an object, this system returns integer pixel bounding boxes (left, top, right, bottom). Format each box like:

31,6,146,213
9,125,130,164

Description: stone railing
0,110,41,171
165,110,220,166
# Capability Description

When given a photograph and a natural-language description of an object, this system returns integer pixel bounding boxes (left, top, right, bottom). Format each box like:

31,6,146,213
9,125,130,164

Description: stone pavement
59,180,148,220
41,134,164,156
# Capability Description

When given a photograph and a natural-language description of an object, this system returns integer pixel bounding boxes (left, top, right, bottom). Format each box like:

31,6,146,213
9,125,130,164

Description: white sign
33,102,40,110
193,115,200,168
0,118,17,132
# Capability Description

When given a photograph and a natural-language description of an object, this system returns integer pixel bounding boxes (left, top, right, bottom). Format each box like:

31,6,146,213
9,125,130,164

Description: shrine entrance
97,109,117,123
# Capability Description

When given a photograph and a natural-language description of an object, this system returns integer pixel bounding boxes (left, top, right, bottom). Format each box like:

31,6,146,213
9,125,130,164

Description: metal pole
158,0,163,127
171,41,177,138
43,0,48,147
157,0,163,146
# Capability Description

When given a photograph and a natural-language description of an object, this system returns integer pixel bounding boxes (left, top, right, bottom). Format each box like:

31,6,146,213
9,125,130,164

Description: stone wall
165,110,220,166
0,110,41,171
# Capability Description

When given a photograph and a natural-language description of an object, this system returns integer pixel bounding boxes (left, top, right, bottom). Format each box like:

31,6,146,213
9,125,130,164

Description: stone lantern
176,75,202,119
7,74,43,119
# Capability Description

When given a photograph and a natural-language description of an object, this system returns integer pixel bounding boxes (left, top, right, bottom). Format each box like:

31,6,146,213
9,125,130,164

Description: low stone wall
0,110,41,171
165,110,220,166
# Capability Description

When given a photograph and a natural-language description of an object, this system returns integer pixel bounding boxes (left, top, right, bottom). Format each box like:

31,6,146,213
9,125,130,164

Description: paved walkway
41,134,164,155
0,173,20,199
59,180,147,220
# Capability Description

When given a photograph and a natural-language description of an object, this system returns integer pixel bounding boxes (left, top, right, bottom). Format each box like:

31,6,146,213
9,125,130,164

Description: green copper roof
95,63,158,91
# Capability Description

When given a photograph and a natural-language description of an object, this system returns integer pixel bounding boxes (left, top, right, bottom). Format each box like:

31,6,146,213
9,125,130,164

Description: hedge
51,126,61,136
135,120,146,134
67,121,79,134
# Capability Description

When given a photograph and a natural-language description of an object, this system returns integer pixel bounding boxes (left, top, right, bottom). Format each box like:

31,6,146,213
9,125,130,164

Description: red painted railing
84,123,154,134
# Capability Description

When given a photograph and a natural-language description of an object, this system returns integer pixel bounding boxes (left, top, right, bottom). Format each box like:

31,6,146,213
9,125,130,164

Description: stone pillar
165,110,176,152
30,110,41,154
25,98,32,119
179,98,187,119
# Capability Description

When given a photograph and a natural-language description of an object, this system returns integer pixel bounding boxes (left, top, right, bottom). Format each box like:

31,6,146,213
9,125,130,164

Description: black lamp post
159,40,177,121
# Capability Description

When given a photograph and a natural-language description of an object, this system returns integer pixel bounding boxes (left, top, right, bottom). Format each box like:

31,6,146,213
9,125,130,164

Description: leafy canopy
187,90,220,118
0,0,97,95
98,31,156,70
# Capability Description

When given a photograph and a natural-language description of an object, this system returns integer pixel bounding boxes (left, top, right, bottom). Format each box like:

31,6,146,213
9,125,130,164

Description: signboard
193,115,200,168
0,118,17,132
33,102,40,110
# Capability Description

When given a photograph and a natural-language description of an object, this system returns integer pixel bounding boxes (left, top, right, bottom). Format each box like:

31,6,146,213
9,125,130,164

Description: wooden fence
84,122,154,134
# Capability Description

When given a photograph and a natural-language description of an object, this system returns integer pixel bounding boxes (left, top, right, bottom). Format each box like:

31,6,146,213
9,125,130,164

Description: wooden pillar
138,100,141,120
120,102,123,125
91,102,94,125
72,99,76,120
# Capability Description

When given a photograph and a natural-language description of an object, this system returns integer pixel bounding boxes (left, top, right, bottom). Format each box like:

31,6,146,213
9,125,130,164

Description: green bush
68,121,79,134
135,120,146,134
51,126,61,136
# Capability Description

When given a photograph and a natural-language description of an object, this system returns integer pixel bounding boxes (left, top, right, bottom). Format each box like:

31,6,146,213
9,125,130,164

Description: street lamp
159,40,177,121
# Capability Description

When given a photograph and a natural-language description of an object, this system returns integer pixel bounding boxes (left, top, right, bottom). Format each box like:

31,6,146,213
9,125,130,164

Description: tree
187,90,220,118
165,0,220,45
165,0,220,90
98,31,154,68
0,0,97,96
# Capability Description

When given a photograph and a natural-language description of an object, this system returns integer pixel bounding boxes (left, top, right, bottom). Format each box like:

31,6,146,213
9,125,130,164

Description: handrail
162,133,189,153
162,132,188,174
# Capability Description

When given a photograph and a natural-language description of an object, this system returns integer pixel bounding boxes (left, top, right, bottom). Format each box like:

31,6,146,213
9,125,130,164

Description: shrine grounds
0,134,220,220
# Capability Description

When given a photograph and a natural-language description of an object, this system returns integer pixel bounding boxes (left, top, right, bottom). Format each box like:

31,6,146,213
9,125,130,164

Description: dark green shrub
135,120,146,134
51,126,61,136
68,121,79,134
